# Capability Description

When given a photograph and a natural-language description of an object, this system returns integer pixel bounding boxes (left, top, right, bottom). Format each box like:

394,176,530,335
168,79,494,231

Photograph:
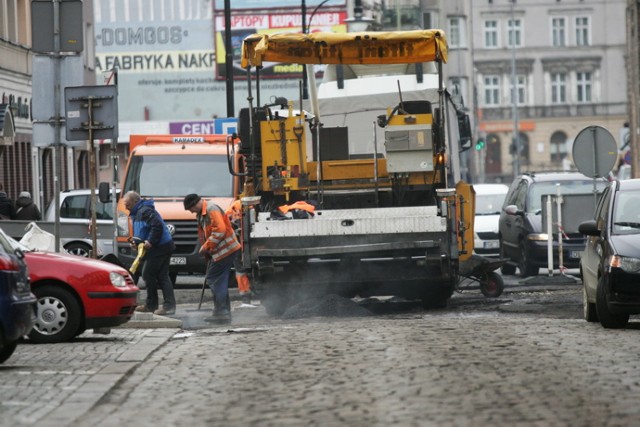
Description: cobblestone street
3,279,640,426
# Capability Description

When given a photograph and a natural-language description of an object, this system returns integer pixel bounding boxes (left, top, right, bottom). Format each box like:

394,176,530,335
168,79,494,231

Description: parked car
579,178,640,329
4,231,138,343
0,228,36,362
473,183,509,257
44,188,120,257
499,171,607,277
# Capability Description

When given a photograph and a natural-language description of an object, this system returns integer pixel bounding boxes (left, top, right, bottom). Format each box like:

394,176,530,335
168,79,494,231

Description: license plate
483,241,500,249
569,251,581,259
170,257,187,265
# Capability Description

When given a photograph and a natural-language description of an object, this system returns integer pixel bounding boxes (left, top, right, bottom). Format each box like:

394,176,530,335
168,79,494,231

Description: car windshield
527,180,605,213
123,154,232,198
476,194,506,215
612,191,640,235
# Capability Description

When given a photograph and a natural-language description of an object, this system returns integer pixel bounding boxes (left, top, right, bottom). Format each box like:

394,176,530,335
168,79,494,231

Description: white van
44,189,119,257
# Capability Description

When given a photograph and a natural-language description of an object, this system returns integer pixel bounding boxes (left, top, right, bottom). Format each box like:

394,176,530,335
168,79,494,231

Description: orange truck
108,134,239,283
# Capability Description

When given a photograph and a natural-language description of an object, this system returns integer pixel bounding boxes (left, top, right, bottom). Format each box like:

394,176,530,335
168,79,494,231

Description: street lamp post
510,0,520,177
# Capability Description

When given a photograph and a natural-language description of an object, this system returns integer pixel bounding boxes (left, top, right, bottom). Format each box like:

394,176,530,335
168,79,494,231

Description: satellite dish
572,125,617,178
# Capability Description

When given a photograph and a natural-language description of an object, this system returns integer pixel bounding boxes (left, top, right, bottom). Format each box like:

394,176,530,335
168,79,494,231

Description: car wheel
499,243,516,275
64,242,92,258
480,272,504,298
583,284,598,322
0,332,18,364
595,276,629,329
518,241,539,278
30,285,82,343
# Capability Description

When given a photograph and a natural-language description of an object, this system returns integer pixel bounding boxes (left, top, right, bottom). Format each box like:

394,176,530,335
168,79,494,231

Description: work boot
135,305,153,313
204,308,231,324
240,292,252,305
154,307,176,316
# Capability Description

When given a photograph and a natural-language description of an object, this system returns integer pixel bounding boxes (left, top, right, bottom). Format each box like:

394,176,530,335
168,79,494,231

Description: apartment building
470,0,627,182
0,0,96,210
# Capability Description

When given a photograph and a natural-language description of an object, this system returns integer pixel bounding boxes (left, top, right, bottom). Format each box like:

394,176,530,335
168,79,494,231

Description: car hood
610,233,640,259
474,214,500,233
25,251,130,275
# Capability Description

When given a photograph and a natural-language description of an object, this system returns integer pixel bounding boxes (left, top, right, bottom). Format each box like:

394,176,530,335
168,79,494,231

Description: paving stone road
3,279,640,426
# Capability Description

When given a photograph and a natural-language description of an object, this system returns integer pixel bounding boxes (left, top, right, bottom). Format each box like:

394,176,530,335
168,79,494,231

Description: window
551,17,566,47
448,17,461,47
576,71,592,103
484,20,498,48
510,75,526,105
550,131,568,163
550,73,566,104
575,17,590,46
507,18,522,47
483,75,500,106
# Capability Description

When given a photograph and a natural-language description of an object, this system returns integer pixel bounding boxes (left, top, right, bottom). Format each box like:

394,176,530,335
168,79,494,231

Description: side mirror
98,182,111,203
504,205,523,216
578,220,600,236
457,111,472,150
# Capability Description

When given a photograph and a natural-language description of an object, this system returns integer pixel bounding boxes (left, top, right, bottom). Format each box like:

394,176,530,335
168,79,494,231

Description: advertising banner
213,10,347,80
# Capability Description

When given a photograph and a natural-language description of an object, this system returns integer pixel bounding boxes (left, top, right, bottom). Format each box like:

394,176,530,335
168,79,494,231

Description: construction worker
225,199,253,305
183,193,240,323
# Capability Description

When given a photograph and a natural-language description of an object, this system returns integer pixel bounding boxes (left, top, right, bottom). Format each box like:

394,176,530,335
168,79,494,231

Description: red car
6,232,139,343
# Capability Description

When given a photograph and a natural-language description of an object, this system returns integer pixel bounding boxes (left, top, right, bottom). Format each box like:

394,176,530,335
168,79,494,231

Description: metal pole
224,0,234,117
53,0,62,253
556,185,564,276
302,0,308,99
546,195,553,276
88,98,98,258
510,0,520,178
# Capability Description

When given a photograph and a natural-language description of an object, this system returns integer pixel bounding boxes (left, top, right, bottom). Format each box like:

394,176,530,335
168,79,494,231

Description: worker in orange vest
226,199,253,305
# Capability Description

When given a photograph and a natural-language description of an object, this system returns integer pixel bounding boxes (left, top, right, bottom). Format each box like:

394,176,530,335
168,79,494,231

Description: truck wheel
480,272,504,298
596,276,629,329
421,286,452,309
30,286,82,343
64,242,92,258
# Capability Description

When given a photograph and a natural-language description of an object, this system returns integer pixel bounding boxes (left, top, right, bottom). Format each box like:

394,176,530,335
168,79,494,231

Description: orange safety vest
278,201,316,216
197,199,241,262
225,199,242,222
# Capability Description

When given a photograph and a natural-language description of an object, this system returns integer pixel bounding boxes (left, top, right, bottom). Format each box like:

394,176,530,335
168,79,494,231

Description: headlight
109,271,127,288
528,233,549,241
117,213,129,237
609,255,640,273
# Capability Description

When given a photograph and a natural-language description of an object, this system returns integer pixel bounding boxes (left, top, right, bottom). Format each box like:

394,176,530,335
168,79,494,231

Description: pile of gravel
281,294,373,319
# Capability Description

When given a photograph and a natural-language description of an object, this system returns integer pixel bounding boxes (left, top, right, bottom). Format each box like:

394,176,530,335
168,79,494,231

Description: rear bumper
4,295,37,342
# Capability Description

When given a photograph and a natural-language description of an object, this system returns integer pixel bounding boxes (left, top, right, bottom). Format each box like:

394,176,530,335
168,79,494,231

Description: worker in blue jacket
124,191,176,315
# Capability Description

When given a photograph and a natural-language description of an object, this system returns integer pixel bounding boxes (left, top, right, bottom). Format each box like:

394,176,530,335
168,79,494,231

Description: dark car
0,228,36,363
499,171,607,277
579,179,640,329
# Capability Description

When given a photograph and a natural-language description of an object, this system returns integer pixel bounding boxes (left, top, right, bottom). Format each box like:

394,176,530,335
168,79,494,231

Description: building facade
0,0,97,212
470,0,627,183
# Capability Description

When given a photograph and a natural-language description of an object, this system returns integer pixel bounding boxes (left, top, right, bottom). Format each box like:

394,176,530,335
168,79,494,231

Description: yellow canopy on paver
240,29,448,68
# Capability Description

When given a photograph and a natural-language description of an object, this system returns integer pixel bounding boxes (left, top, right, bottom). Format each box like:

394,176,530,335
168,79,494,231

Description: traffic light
475,138,486,151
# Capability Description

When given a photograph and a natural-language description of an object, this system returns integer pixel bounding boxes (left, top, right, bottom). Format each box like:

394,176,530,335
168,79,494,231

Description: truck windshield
123,154,232,198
